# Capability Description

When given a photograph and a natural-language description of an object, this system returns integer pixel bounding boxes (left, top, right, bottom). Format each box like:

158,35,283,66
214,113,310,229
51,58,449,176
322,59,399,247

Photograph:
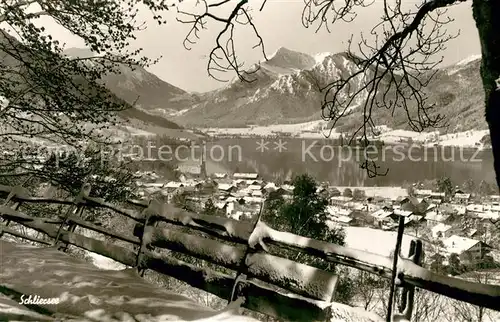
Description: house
251,190,263,197
443,235,491,265
431,223,453,239
233,173,259,179
330,196,353,206
394,209,413,217
329,187,342,197
232,179,247,189
267,186,287,196
164,181,184,193
406,214,424,225
218,183,235,193
143,182,165,189
466,204,500,220
477,211,500,221
429,192,446,201
243,196,264,204
248,184,262,191
424,203,438,214
246,180,263,185
425,211,451,227
466,203,483,214
467,229,479,238
237,188,252,196
450,204,467,215
414,189,433,198
399,196,428,215
317,186,327,194
326,205,351,218
454,193,471,204
370,208,397,226
180,186,197,196
490,195,500,201
264,182,278,192
484,203,500,212
198,181,218,195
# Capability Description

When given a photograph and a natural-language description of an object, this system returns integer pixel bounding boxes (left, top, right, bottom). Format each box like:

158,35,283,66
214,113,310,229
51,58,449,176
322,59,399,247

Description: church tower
200,142,207,179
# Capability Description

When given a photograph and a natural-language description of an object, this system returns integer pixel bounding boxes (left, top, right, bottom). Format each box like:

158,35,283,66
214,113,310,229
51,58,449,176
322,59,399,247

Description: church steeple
200,142,207,179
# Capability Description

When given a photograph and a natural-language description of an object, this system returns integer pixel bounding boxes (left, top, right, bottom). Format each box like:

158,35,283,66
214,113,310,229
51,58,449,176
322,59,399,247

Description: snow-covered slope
0,240,261,322
64,47,187,110
174,48,375,127
63,48,187,134
173,50,486,134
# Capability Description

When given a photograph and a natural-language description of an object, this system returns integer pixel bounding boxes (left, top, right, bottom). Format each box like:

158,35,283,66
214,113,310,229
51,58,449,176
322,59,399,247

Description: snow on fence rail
0,182,500,321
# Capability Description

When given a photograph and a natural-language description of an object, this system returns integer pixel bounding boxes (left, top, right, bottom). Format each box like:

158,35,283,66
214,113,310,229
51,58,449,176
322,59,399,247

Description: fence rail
1,182,500,321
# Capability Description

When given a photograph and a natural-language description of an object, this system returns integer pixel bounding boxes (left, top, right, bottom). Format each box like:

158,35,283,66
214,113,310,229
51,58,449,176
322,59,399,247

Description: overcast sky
39,0,480,93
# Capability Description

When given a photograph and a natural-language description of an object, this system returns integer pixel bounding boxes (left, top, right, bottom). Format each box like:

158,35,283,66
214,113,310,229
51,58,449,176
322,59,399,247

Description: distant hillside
337,55,486,133
169,47,486,133
173,48,365,127
64,48,187,110
119,107,181,129
63,48,185,132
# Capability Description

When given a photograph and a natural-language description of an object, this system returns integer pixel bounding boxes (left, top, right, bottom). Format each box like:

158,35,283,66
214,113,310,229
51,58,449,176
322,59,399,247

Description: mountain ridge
167,48,485,133
68,43,484,135
62,47,188,133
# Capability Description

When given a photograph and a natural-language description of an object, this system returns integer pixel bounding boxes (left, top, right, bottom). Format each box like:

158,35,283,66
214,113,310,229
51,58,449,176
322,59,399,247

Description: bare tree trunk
473,0,500,190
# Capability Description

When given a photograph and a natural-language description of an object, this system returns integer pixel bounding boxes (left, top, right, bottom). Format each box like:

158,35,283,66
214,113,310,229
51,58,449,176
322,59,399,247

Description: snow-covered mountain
64,48,189,112
173,47,384,127
171,48,486,132
63,48,189,131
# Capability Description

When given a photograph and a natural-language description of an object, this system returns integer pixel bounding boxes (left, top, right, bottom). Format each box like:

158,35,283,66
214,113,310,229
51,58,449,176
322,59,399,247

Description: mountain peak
63,47,95,58
269,47,303,58
264,47,316,72
456,54,481,66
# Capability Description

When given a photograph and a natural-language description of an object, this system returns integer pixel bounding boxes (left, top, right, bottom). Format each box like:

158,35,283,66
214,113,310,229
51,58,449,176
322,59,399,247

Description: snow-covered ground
204,123,489,148
447,54,481,75
204,120,335,137
344,227,413,257
124,125,156,137
371,129,439,144
79,228,128,270
88,252,127,270
427,130,489,148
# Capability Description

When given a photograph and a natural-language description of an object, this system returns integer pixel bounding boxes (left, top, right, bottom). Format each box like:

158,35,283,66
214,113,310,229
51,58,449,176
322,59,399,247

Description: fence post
0,179,31,239
135,199,154,277
0,189,17,239
53,183,91,250
397,239,423,321
387,215,405,322
227,202,265,306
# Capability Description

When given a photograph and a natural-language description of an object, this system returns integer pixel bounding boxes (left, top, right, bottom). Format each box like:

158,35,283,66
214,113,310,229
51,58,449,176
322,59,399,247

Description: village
134,165,500,271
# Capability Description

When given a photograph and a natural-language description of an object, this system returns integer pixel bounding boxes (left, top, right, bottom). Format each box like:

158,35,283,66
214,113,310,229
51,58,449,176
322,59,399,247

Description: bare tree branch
177,0,267,82
186,0,469,178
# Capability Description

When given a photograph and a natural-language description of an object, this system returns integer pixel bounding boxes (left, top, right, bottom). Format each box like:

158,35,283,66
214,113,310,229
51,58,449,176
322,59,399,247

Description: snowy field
344,227,413,257
205,120,336,137
124,125,156,136
204,123,489,148
428,130,490,148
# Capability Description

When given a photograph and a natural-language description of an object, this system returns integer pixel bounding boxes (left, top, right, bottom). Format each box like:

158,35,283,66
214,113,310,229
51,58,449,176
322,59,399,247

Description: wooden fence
0,182,500,322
